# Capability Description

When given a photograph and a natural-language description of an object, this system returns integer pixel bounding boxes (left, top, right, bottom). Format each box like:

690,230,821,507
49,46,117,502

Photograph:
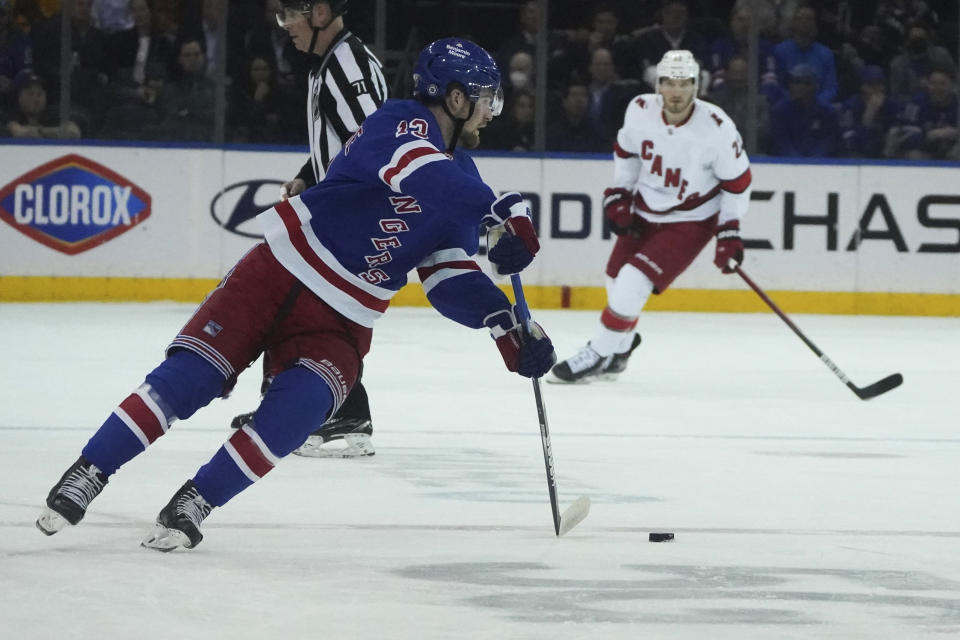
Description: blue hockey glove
485,192,540,276
483,306,556,378
487,224,537,275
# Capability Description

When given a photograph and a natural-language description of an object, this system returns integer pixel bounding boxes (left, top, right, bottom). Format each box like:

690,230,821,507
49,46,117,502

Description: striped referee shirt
296,29,387,187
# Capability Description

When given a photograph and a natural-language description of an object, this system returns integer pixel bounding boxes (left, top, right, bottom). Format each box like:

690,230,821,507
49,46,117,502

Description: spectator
708,5,777,95
856,24,894,68
586,46,639,147
838,65,904,158
708,56,771,152
890,68,959,159
874,0,940,50
482,88,535,152
549,4,625,92
769,63,839,157
5,70,81,138
504,49,533,95
547,82,606,152
99,65,164,141
200,0,225,78
156,37,215,141
91,0,134,33
888,21,955,98
0,0,33,111
774,5,839,105
105,0,176,84
625,1,710,84
814,0,875,50
32,0,106,81
228,54,298,143
497,0,537,66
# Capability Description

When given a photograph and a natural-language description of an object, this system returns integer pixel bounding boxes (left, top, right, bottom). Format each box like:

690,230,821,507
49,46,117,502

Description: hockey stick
510,274,591,536
734,264,903,400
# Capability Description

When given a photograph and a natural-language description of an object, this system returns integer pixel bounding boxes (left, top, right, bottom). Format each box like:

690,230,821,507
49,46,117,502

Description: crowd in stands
482,0,960,160
2,0,959,160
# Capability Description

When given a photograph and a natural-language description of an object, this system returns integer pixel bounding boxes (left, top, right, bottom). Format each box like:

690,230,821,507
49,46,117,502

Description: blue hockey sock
83,350,225,476
193,366,333,506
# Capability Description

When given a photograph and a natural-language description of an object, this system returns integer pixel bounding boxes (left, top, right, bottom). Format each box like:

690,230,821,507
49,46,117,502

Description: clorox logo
0,154,151,255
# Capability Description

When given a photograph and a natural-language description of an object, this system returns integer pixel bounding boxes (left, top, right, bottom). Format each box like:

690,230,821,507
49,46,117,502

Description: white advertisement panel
1,144,958,296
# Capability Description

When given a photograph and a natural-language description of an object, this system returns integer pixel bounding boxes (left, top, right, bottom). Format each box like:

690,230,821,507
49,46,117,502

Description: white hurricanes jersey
613,94,752,225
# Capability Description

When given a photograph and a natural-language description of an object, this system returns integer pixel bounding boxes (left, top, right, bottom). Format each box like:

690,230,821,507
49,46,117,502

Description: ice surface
1,303,958,639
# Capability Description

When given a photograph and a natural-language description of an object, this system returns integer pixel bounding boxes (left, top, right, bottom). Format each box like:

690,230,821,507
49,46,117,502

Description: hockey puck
648,532,675,542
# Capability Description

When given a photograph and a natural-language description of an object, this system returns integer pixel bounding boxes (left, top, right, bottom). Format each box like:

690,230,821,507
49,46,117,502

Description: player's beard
663,94,694,115
459,129,480,149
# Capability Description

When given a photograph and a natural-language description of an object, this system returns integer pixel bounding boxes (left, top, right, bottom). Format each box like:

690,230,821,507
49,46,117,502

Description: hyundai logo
210,180,285,238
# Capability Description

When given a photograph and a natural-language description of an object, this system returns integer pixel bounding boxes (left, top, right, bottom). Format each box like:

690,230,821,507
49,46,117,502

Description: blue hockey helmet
413,38,503,116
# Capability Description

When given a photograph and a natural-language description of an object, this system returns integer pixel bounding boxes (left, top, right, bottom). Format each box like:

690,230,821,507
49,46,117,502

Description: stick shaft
734,265,827,359
510,275,561,535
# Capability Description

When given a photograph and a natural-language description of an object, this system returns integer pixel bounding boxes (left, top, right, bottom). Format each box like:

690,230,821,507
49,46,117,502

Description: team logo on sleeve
0,154,151,255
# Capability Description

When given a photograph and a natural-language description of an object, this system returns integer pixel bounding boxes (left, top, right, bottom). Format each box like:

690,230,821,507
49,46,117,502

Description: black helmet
276,0,348,26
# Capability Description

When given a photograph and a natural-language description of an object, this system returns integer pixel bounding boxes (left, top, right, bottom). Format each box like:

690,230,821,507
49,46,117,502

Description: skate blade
558,495,591,536
293,433,375,458
141,523,191,552
545,373,596,385
597,372,622,382
36,507,70,536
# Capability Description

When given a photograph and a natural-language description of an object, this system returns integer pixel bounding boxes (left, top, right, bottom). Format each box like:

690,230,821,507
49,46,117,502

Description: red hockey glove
714,220,744,273
486,192,540,275
483,306,556,378
603,187,633,236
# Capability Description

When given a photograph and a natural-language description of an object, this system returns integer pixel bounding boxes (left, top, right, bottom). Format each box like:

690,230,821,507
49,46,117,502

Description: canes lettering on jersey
613,95,752,227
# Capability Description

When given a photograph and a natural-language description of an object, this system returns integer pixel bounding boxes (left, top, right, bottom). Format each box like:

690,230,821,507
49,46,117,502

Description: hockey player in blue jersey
36,38,556,551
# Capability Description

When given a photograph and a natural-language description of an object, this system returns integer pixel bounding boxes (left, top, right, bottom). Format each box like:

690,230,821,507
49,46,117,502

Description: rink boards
1,143,958,315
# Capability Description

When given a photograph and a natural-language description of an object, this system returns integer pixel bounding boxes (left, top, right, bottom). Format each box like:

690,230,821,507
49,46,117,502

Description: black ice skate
36,456,108,535
141,480,214,552
599,333,642,379
293,417,375,458
547,344,606,384
230,411,254,430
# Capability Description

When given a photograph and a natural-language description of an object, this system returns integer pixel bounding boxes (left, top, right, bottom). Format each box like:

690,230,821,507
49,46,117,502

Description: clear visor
476,86,504,117
275,7,310,27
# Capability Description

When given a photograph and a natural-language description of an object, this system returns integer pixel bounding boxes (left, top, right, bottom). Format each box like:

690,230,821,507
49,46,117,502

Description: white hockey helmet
656,49,699,92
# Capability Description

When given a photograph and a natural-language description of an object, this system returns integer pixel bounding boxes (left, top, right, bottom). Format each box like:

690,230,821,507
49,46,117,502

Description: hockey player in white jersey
551,50,752,383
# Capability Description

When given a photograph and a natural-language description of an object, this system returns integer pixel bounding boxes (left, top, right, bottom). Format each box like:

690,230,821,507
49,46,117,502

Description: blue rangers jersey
258,98,511,329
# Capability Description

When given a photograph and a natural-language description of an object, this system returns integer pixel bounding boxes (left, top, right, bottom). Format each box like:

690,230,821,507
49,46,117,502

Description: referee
232,0,386,458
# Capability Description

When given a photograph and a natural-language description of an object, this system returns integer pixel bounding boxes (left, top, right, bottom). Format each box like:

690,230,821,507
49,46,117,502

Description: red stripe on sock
228,429,274,478
601,307,639,332
119,394,165,443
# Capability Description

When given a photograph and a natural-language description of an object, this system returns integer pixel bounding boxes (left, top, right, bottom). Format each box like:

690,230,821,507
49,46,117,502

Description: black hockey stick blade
557,495,591,536
850,373,904,400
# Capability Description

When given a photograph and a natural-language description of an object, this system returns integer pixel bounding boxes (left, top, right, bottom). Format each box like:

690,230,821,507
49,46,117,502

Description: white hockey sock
589,265,653,356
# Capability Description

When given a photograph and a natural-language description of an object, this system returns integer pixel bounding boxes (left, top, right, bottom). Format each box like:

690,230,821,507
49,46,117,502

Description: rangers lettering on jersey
258,99,509,330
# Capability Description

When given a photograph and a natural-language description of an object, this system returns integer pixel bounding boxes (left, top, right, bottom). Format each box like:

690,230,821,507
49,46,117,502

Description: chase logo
0,154,151,255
